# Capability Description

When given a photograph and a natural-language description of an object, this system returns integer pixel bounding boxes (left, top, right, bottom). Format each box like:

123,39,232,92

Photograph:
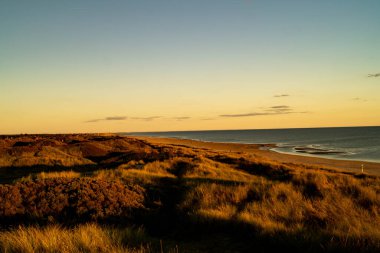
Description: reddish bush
0,178,145,221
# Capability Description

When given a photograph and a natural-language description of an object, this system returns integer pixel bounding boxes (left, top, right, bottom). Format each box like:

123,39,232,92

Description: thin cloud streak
130,116,161,121
265,105,292,113
368,73,380,78
85,116,127,123
171,117,191,120
85,119,102,123
220,112,282,117
85,115,191,123
274,94,290,97
220,106,308,118
105,116,127,121
270,105,290,109
352,97,368,102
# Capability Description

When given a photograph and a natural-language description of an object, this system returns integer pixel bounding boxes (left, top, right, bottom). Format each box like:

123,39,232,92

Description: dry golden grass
179,156,254,182
39,170,81,179
181,169,380,250
18,170,81,182
91,155,380,247
1,135,380,252
94,167,173,185
37,170,80,179
0,224,148,253
0,146,95,167
93,160,176,185
92,156,255,185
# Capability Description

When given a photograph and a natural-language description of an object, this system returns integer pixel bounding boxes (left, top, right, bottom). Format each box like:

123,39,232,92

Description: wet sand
133,136,380,176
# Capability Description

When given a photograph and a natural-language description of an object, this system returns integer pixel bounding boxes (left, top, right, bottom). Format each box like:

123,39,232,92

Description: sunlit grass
1,135,379,252
0,224,148,253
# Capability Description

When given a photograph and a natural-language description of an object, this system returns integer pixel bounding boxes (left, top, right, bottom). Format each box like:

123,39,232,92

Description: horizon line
1,125,380,136
125,125,380,134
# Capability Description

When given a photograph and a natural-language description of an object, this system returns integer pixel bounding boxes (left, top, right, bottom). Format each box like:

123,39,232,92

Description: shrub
0,178,145,222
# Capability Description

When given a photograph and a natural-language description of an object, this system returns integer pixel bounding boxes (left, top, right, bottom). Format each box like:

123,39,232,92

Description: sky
1,0,379,134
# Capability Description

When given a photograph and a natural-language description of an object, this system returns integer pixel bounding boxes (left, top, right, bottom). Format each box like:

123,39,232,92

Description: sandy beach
133,136,380,176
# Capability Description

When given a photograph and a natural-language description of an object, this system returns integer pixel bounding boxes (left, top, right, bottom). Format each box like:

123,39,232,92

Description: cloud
85,116,127,123
104,116,127,121
274,94,289,98
86,115,191,123
368,73,380,78
220,112,277,118
352,97,368,102
269,105,290,109
130,116,161,121
200,117,217,121
171,117,191,120
85,119,102,123
266,105,292,112
220,106,308,118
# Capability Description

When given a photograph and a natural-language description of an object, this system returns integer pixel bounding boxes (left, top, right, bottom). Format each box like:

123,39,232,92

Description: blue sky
1,0,379,133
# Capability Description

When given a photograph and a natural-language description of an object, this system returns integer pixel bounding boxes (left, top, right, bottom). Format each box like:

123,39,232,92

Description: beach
132,136,380,176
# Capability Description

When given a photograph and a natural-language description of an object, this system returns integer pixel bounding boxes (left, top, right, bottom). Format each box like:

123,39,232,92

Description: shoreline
129,135,380,176
270,147,380,164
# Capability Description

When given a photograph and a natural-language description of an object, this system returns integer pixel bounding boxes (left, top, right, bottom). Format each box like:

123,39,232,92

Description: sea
122,126,380,163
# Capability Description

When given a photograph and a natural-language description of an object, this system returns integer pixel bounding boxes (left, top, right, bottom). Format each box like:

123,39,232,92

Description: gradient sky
1,0,379,134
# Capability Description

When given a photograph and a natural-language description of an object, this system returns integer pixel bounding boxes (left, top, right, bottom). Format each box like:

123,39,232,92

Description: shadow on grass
0,164,99,184
208,154,294,182
0,147,378,253
0,174,378,253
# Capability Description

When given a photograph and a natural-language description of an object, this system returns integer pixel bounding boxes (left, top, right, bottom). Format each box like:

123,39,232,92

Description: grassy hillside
0,134,379,252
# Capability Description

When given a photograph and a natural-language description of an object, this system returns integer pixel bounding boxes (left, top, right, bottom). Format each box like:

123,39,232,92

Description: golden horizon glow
1,1,379,134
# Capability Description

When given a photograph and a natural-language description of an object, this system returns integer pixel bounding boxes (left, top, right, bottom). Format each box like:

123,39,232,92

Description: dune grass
0,224,149,253
87,155,380,251
1,135,379,252
18,170,81,182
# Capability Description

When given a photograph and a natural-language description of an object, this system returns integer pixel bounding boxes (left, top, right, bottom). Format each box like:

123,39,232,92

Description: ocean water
123,126,380,163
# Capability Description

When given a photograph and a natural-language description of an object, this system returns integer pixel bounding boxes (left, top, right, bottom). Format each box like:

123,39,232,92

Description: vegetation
0,134,379,252
0,224,150,253
0,178,145,222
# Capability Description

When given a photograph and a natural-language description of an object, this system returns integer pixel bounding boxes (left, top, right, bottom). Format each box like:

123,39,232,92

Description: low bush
0,178,145,222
